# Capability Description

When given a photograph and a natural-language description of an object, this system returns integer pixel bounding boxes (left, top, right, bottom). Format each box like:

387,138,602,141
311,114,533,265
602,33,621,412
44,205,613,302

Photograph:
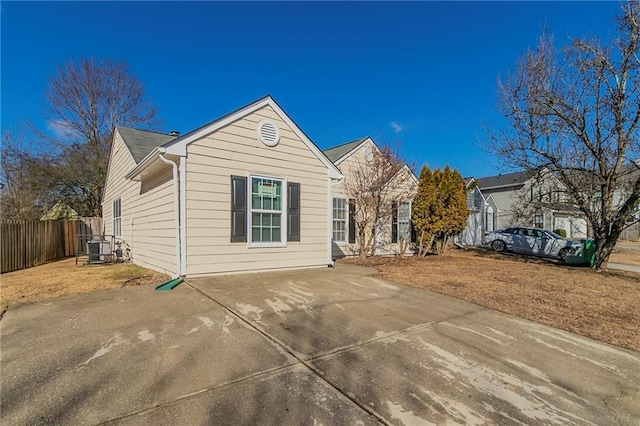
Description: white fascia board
481,182,526,191
475,186,488,203
333,137,377,166
162,99,271,157
125,147,160,180
103,128,140,201
161,97,343,179
269,100,343,179
403,164,419,183
485,194,501,212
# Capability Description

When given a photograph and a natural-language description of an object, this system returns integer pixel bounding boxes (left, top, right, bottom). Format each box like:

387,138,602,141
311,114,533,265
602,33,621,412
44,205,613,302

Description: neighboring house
457,178,489,246
102,96,342,277
610,164,640,240
323,137,418,258
474,170,587,238
40,202,80,220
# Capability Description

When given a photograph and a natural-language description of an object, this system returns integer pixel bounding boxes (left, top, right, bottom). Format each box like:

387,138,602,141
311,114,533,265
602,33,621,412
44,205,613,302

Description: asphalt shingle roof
475,170,534,190
322,138,368,163
117,127,177,164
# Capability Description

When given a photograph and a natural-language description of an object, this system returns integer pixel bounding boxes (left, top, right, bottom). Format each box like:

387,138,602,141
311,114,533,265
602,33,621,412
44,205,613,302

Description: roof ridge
160,94,272,149
476,170,531,180
117,126,172,137
323,136,369,152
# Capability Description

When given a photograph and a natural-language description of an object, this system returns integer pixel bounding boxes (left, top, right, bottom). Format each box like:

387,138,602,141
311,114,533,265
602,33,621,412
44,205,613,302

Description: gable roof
323,137,369,163
127,95,342,180
475,171,534,190
40,202,80,220
117,127,177,164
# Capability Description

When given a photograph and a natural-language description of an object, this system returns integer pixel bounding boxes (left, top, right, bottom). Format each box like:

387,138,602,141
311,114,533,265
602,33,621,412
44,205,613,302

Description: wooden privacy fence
1,218,103,274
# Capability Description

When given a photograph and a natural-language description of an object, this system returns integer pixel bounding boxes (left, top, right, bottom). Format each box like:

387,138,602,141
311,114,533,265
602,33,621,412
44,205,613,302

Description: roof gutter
478,182,526,191
158,148,182,278
125,147,160,180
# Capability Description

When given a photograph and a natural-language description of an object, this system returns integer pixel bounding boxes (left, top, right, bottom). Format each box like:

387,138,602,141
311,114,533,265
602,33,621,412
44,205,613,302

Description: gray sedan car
482,227,581,260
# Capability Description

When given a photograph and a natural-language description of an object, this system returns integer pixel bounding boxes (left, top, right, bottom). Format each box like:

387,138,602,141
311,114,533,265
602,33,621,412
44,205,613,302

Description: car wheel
558,247,571,260
491,240,506,252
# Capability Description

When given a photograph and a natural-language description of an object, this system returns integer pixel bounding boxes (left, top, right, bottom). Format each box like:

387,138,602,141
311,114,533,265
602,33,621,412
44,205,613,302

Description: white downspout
179,156,187,275
158,149,181,278
327,177,333,267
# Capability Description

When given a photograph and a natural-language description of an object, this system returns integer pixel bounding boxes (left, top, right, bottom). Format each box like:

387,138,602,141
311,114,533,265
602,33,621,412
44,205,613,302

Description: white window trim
248,174,287,248
332,197,348,243
113,198,122,238
397,201,411,242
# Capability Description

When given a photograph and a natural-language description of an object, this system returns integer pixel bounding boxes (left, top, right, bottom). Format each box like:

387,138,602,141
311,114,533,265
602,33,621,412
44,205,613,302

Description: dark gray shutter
410,219,417,243
348,199,356,244
287,182,300,242
230,176,247,242
391,201,398,243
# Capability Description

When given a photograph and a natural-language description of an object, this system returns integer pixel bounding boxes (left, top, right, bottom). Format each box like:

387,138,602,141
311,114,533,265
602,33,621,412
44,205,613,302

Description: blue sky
1,1,621,178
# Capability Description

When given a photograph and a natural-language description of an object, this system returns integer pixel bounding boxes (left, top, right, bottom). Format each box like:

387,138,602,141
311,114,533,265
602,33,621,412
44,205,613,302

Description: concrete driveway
2,264,639,425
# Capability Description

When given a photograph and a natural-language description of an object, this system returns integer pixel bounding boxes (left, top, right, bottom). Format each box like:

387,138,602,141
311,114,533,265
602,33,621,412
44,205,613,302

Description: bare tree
487,2,640,269
38,58,160,216
0,130,57,220
341,143,416,259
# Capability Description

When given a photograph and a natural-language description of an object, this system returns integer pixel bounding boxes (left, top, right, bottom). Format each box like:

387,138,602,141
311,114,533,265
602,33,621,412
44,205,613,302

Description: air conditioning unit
87,240,111,263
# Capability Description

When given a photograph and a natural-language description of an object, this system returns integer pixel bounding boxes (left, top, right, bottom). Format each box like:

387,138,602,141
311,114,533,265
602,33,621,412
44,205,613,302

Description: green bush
554,229,567,238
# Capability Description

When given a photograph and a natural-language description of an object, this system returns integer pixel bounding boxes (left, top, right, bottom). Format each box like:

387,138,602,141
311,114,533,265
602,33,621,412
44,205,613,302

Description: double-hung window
250,177,284,244
113,198,122,237
533,211,544,229
397,201,411,241
332,198,347,242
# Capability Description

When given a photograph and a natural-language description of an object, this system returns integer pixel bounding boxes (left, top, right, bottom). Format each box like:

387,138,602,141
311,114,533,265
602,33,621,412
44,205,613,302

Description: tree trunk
440,234,449,255
358,227,368,260
593,226,622,269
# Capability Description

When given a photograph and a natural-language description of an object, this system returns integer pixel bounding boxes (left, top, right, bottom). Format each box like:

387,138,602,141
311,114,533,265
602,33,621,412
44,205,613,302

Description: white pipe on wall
158,150,181,278
179,156,187,275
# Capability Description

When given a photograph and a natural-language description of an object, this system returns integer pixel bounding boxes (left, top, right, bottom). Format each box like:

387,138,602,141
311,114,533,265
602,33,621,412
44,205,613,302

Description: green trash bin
564,245,584,265
581,239,596,267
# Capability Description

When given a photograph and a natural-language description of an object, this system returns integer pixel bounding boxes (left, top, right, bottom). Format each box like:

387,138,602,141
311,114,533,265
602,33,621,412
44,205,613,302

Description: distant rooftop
475,170,534,190
117,127,177,164
323,137,368,163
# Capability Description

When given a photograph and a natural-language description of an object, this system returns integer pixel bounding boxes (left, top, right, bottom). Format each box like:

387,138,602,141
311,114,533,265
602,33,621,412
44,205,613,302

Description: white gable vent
257,119,280,147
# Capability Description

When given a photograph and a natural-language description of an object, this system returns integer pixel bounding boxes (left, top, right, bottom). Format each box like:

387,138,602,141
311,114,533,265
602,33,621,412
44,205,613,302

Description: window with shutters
230,176,247,242
250,176,285,245
287,183,300,242
113,198,121,238
332,198,347,242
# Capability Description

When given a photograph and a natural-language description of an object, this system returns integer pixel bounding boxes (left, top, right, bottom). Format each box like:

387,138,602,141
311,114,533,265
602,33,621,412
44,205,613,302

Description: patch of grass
341,248,640,352
1,258,170,314
109,263,150,279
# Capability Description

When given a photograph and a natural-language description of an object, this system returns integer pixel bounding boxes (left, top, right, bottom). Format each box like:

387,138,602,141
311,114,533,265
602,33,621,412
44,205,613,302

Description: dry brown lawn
1,258,169,316
342,249,640,352
610,248,640,266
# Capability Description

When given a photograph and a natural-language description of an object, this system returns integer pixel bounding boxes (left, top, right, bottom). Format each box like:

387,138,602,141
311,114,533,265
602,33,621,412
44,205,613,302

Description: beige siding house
103,128,178,275
102,96,342,277
323,137,418,258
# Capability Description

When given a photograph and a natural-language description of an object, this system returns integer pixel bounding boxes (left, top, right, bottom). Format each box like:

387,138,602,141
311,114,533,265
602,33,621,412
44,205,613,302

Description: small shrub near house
554,229,567,238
